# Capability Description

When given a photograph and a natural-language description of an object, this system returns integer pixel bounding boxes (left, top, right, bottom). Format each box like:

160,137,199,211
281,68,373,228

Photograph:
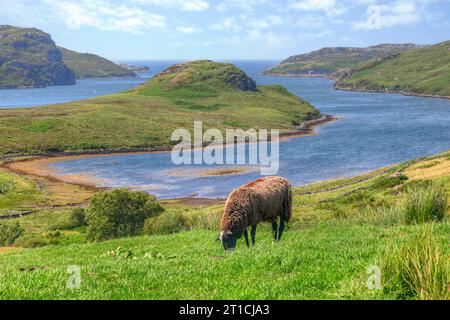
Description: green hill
265,44,420,77
0,60,320,155
335,41,450,98
0,25,75,89
59,47,136,79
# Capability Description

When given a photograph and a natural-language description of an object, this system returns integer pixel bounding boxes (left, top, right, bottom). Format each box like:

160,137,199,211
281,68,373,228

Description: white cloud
289,0,345,16
211,16,242,31
177,26,201,33
133,0,209,11
212,14,284,31
353,0,421,30
217,0,269,11
43,0,166,33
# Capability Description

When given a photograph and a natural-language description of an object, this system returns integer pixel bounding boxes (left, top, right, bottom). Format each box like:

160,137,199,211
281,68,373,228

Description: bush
403,181,447,224
380,225,449,300
0,180,14,195
144,211,188,235
14,234,50,248
0,220,24,246
189,209,223,231
86,189,164,242
70,208,87,227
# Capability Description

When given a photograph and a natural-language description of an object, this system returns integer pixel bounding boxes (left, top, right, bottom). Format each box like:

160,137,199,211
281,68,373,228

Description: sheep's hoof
272,239,280,244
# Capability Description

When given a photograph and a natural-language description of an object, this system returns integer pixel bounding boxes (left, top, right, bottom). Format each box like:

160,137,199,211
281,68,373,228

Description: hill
0,25,75,89
335,41,450,98
265,44,420,77
0,60,321,155
59,47,136,79
0,150,448,299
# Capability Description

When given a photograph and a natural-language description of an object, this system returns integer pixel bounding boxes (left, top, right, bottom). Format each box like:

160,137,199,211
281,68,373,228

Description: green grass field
0,151,448,300
336,41,450,97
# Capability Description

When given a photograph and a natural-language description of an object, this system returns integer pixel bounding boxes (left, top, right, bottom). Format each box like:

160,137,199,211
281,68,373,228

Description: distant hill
0,60,321,155
59,47,136,79
335,41,450,98
0,25,75,89
265,44,421,77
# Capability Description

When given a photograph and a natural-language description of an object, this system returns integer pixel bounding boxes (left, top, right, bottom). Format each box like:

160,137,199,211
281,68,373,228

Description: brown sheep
219,176,292,250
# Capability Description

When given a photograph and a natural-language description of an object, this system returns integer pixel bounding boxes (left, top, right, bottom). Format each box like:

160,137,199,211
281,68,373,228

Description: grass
0,61,319,155
403,181,447,224
59,47,135,79
0,169,44,211
0,151,448,299
380,224,449,300
336,41,450,97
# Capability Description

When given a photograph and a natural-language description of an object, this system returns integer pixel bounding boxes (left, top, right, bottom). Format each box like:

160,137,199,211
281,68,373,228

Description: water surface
2,61,449,199
46,61,450,199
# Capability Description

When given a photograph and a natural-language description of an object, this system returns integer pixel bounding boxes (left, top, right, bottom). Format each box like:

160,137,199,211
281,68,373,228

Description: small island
0,60,327,156
119,63,150,73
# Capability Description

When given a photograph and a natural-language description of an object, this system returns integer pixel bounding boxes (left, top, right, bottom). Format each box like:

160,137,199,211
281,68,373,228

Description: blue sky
1,0,450,61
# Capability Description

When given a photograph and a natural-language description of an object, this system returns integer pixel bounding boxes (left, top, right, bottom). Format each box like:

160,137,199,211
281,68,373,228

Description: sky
1,0,450,61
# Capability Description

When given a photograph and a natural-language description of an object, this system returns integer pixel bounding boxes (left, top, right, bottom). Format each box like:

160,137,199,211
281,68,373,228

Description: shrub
402,181,447,224
86,189,164,242
0,180,14,195
369,174,408,190
189,209,223,231
380,225,449,300
144,211,188,235
70,208,87,227
0,220,24,246
14,234,50,248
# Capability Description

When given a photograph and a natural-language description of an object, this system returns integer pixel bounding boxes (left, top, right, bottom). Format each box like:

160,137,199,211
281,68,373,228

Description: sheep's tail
284,186,292,222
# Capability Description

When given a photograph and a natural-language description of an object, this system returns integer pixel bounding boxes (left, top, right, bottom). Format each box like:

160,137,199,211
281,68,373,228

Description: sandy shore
3,114,338,195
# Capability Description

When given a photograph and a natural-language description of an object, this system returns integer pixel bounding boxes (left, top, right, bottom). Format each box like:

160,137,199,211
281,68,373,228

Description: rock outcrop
0,25,76,88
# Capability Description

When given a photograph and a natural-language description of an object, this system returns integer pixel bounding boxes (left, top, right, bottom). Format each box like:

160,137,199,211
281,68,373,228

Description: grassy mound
0,61,319,155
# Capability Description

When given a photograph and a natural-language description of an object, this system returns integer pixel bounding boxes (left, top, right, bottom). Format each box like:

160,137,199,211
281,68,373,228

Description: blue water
2,61,449,199
0,61,182,109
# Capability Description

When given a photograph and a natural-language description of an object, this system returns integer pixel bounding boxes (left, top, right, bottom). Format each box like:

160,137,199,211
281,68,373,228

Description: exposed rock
0,25,76,88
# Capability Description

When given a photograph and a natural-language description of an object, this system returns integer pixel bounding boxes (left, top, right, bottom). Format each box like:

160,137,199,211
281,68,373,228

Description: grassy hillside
59,47,136,79
335,41,450,97
0,151,448,299
0,25,75,88
0,60,320,155
265,44,419,77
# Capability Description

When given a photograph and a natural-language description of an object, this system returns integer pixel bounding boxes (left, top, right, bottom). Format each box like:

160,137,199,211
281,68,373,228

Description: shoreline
262,72,450,100
2,114,338,198
333,85,450,100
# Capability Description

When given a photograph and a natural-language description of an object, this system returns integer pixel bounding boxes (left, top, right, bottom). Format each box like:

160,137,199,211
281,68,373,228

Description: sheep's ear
215,235,220,241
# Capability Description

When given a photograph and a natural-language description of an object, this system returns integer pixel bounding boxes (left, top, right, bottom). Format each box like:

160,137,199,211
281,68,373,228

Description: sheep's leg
272,220,278,241
244,229,250,247
251,224,257,247
277,214,285,241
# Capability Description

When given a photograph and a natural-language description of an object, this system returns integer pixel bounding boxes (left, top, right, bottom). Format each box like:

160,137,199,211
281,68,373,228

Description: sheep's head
219,230,238,251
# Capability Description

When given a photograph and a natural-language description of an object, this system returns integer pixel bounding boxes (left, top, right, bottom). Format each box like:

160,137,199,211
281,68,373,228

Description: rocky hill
265,44,421,77
0,25,75,89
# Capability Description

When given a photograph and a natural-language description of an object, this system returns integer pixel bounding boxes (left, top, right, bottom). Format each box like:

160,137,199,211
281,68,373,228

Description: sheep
219,176,292,250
